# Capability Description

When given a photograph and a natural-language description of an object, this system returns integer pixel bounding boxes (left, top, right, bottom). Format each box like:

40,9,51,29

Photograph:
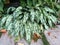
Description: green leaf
44,23,49,29
27,0,32,7
23,12,29,23
13,7,22,18
35,10,40,23
0,2,3,12
54,3,60,9
44,7,55,13
30,9,35,22
7,7,16,14
25,22,31,42
49,15,57,24
7,23,13,31
5,15,13,28
40,14,44,24
48,19,52,27
1,16,7,26
40,24,44,31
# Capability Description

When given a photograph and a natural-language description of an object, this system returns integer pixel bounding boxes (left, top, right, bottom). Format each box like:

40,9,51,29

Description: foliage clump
0,0,60,43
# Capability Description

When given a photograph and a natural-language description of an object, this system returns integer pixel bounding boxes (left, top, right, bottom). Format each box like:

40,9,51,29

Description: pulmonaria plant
0,0,60,43
0,6,58,42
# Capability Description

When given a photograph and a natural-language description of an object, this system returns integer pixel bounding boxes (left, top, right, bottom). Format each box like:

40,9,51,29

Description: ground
0,25,60,45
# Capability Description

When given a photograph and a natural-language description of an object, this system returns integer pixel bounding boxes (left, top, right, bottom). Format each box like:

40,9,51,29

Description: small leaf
1,16,7,26
7,7,16,14
5,15,13,27
30,9,35,22
44,7,55,13
0,2,3,12
44,23,49,29
23,12,29,23
48,19,52,27
13,7,22,18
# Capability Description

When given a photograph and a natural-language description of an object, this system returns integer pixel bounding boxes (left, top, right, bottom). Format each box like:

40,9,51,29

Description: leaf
19,21,25,39
1,16,7,26
13,7,23,18
23,12,29,23
35,10,40,23
32,0,36,6
7,23,13,30
51,15,57,23
5,15,13,28
7,7,16,14
40,24,44,31
54,3,60,9
30,9,35,22
48,19,52,27
44,7,55,13
43,10,49,17
49,15,57,24
44,23,49,29
27,0,32,7
25,23,31,42
0,2,3,12
40,14,45,24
